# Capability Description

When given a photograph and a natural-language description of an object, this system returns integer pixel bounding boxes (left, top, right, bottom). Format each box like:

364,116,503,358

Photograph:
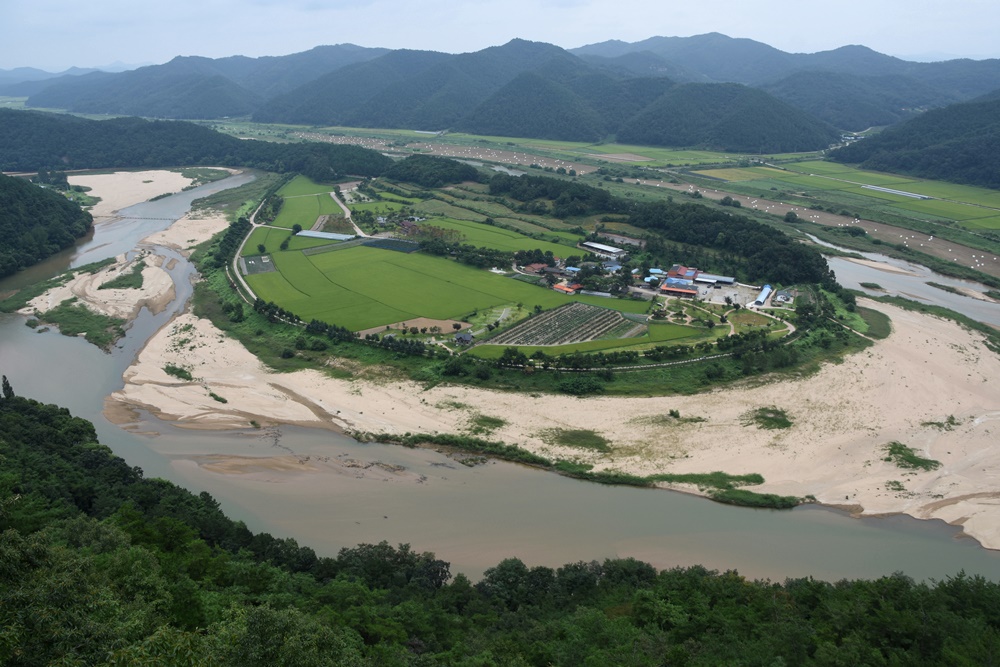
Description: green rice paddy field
695,161,1000,230
414,218,577,256
242,227,334,255
246,245,648,331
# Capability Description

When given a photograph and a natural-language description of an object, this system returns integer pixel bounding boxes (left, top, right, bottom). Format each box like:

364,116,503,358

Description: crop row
490,303,628,346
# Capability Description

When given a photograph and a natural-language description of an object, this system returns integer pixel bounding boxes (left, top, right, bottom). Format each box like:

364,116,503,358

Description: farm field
273,192,341,229
246,244,648,331
241,227,336,256
414,218,576,255
695,162,1000,231
469,321,708,359
279,175,337,197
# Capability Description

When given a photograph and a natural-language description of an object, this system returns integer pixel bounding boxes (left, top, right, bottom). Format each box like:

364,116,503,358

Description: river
809,234,1000,327
2,176,1000,581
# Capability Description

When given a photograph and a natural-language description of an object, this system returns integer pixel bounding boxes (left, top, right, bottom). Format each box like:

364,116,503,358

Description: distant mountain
830,96,1000,188
572,33,1000,129
254,39,569,128
18,33,1000,146
616,83,840,152
761,71,959,131
23,44,387,118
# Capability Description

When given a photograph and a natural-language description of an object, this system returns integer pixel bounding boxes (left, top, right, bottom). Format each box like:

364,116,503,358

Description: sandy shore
69,170,196,219
843,257,919,276
22,170,235,321
105,300,1000,549
141,209,230,256
21,249,175,320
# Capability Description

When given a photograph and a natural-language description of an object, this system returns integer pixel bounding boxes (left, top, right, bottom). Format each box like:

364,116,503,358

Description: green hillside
830,96,1000,188
616,83,840,152
0,173,93,278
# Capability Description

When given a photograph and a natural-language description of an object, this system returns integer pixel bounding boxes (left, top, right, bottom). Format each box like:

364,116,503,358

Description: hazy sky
3,0,998,71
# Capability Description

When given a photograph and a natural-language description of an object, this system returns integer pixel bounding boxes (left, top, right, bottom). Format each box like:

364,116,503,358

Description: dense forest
760,71,958,132
829,96,1000,188
614,83,840,152
0,109,393,179
382,154,482,187
0,173,92,278
4,387,1000,665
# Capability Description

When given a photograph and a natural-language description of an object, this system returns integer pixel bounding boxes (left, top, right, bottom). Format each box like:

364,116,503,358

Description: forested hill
0,109,392,180
829,95,1000,188
0,173,92,278
760,71,959,132
4,387,1000,664
614,83,840,152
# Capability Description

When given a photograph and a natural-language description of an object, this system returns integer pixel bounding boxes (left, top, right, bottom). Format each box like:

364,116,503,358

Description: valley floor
39,170,1000,552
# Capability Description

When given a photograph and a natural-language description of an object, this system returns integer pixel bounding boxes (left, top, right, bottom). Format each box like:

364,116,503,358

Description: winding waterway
2,177,1000,581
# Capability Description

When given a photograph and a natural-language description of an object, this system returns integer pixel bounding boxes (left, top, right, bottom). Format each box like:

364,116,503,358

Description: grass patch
208,391,228,403
859,282,883,290
708,488,800,509
743,406,793,430
884,441,941,471
164,364,194,381
34,298,125,349
986,290,1000,301
467,413,507,436
538,428,611,453
649,471,764,487
926,282,965,297
632,411,707,426
886,480,906,492
921,415,961,430
856,306,892,339
98,260,145,290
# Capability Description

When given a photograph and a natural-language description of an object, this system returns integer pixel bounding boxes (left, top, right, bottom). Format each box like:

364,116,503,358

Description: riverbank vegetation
884,441,942,471
4,388,1000,665
360,430,799,509
29,297,125,349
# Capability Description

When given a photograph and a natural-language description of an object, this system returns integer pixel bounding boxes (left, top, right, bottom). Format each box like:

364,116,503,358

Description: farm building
661,286,698,298
523,263,548,274
553,284,578,295
602,262,623,272
296,230,355,241
774,290,794,304
580,241,626,260
695,272,735,285
754,284,773,306
455,332,474,345
667,265,699,280
661,277,698,298
601,233,645,248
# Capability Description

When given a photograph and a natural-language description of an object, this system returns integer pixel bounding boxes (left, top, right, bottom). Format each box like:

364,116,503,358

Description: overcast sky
3,0,998,72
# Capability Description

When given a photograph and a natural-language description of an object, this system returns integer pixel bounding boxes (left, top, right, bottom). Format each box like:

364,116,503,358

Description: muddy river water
2,176,1000,581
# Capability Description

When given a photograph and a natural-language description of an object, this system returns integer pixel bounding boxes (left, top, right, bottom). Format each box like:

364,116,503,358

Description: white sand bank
105,301,1000,549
